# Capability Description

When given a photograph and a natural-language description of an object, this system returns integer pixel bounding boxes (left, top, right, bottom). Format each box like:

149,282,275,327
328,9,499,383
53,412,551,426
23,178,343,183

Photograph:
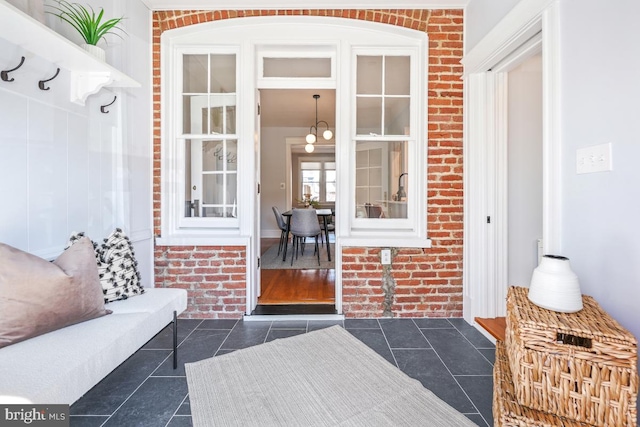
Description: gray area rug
185,326,477,427
261,242,334,270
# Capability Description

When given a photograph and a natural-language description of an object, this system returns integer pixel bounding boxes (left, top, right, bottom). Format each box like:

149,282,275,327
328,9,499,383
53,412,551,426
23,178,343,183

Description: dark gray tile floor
70,318,495,426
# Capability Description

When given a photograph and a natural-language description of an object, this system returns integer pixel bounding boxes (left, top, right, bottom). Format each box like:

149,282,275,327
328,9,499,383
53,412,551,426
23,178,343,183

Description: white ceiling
141,0,469,11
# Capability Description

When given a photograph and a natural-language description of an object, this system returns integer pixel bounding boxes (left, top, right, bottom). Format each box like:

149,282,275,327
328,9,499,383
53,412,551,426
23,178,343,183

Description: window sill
339,237,432,249
156,235,250,247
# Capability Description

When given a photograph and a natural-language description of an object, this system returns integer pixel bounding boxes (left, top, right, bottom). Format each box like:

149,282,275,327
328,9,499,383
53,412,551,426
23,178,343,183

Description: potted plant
46,0,125,62
297,196,320,209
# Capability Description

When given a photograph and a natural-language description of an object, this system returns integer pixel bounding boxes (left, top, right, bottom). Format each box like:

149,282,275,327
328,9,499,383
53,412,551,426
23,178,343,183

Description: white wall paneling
0,91,29,249
0,0,140,105
0,0,153,286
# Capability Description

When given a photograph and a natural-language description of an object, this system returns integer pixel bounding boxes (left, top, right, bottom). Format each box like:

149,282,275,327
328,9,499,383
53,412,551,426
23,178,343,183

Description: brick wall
154,246,246,318
153,9,463,319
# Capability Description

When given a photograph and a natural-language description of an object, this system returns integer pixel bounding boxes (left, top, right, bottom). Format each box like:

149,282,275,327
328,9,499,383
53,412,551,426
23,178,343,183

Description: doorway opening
464,3,562,338
256,88,336,315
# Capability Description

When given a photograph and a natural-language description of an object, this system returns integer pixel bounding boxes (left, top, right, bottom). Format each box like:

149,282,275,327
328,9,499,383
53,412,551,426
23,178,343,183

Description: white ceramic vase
528,255,583,313
81,44,106,62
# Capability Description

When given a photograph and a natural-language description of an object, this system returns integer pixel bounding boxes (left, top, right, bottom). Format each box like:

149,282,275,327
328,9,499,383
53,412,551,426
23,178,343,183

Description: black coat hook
1,56,26,82
39,68,60,91
100,96,117,113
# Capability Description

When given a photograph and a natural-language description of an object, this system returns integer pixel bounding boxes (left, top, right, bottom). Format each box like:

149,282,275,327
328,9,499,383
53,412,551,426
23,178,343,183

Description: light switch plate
576,143,612,174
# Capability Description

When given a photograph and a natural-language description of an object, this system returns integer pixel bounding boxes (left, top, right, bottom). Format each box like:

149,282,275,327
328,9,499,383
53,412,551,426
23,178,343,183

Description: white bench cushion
108,288,186,315
0,288,187,404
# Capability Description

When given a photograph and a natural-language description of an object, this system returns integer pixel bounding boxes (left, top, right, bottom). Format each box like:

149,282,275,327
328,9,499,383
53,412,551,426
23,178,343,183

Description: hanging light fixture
305,94,333,152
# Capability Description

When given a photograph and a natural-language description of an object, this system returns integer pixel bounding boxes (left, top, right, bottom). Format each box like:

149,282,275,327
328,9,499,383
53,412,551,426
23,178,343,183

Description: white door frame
462,0,562,323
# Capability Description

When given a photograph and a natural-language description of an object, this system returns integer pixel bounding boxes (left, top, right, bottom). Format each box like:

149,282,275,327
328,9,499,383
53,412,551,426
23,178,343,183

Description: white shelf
0,0,140,105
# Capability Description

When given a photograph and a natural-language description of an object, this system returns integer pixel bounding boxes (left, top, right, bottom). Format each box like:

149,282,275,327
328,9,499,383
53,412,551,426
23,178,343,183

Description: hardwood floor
259,238,335,305
260,269,335,304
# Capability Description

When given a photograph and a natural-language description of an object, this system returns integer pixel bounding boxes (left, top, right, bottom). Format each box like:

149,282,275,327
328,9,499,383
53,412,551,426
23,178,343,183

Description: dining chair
289,208,322,266
365,203,384,218
272,206,288,255
319,211,335,247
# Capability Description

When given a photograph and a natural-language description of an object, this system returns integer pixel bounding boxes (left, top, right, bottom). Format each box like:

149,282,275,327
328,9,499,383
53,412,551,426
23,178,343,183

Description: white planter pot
528,255,583,313
81,44,106,62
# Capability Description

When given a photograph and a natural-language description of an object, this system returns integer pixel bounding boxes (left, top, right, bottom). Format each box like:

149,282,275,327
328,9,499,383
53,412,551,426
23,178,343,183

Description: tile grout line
376,319,400,368
98,319,206,425
212,320,240,356
447,320,497,373
165,392,191,427
415,325,489,426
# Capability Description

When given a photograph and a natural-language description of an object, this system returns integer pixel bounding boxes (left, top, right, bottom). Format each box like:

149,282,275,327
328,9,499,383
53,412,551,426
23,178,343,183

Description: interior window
300,159,335,204
263,57,331,78
354,55,411,221
182,53,238,219
355,142,408,219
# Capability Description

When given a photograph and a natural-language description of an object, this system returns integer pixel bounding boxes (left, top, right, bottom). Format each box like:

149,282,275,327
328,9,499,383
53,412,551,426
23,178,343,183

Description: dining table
281,208,333,262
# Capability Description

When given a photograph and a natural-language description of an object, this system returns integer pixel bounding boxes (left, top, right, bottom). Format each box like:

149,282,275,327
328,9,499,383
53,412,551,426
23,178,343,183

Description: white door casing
462,0,561,325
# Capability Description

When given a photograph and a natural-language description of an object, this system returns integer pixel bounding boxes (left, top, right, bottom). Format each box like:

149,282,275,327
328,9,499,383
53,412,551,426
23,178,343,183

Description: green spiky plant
47,0,125,46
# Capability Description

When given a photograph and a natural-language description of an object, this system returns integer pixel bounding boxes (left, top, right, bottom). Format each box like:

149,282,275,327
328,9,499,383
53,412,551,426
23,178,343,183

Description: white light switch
576,143,612,174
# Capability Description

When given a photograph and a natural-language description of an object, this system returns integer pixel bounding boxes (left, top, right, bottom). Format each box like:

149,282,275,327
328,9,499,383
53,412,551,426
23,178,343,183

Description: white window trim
256,45,337,90
159,37,254,246
158,17,431,250
339,46,430,248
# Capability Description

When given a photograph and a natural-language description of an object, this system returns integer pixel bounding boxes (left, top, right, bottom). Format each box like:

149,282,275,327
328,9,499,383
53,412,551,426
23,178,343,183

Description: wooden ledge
475,317,506,341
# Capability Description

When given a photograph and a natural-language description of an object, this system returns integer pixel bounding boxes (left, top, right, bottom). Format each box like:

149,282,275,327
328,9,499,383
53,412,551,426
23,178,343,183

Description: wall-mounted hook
1,56,26,82
100,95,117,113
39,68,60,91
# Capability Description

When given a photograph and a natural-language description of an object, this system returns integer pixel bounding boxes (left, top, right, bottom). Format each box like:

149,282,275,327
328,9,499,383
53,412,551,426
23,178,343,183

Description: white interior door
507,53,543,288
463,24,560,324
251,90,262,310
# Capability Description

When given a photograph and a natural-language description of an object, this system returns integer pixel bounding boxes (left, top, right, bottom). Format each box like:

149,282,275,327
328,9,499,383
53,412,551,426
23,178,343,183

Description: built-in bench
0,288,187,405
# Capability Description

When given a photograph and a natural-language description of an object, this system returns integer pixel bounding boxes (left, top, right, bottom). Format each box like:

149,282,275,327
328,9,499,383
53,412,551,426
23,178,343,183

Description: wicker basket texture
506,286,638,427
494,341,596,427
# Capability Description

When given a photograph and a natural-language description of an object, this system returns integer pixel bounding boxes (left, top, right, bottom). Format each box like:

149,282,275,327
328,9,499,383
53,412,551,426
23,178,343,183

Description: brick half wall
154,246,246,318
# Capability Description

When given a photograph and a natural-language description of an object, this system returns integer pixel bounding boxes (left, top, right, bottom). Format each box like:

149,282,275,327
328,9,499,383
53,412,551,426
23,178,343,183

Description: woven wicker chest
505,286,638,427
494,341,596,427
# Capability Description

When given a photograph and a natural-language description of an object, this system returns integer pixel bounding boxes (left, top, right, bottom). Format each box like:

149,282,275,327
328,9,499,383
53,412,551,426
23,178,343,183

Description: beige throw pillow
0,237,111,349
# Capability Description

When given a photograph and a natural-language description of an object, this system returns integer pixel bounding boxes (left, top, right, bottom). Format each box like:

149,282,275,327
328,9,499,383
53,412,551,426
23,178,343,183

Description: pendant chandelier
305,94,333,153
